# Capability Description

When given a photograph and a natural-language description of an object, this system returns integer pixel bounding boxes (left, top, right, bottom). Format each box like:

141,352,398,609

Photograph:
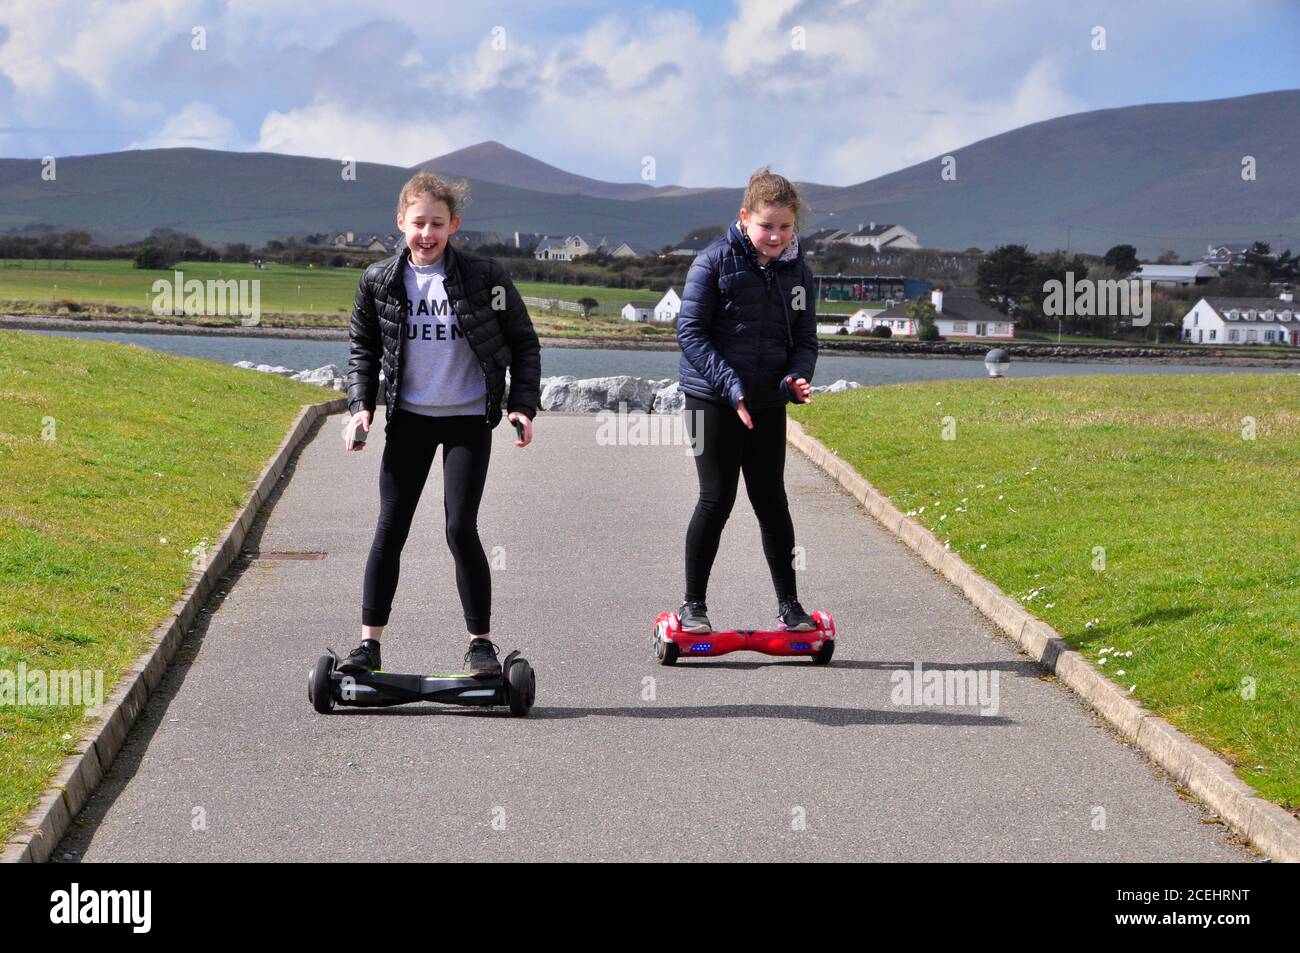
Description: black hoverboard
307,648,537,717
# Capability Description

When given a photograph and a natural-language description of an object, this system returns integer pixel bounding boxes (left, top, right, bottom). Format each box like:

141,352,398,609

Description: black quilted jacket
346,242,541,428
676,220,817,410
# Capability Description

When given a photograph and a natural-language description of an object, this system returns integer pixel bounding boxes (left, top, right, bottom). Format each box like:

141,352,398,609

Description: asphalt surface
55,410,1254,861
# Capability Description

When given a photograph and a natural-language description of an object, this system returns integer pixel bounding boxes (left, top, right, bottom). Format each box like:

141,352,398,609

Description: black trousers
362,408,492,633
683,395,798,604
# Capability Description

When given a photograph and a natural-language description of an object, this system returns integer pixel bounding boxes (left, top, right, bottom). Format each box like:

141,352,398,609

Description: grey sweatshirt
396,256,487,417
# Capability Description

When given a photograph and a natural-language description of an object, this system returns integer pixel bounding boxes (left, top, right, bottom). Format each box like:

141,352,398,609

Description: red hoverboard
652,610,835,665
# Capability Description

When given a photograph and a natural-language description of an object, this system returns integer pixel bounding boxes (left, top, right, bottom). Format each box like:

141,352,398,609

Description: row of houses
837,287,1016,339
1132,239,1284,286
328,229,509,254
1181,290,1300,346
534,234,658,261
619,285,1016,339
536,221,924,262
324,221,925,262
801,222,921,252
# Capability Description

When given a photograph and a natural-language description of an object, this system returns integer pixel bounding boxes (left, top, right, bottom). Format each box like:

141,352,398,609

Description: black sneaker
338,638,381,674
777,599,816,632
678,601,712,634
464,637,502,678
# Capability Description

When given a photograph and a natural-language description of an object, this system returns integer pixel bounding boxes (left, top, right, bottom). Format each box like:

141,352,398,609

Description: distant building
621,303,654,322
802,227,852,245
534,237,576,261
654,288,681,323
1130,263,1218,287
450,229,500,249
669,236,717,257
1201,243,1251,272
816,274,931,305
1180,291,1300,346
844,222,920,251
533,234,608,261
871,287,1015,338
610,241,657,258
331,231,388,254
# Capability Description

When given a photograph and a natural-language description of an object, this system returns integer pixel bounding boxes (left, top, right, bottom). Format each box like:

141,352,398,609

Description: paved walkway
56,411,1252,861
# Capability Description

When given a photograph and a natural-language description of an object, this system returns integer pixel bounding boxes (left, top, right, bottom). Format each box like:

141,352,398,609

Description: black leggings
362,409,492,633
683,395,798,604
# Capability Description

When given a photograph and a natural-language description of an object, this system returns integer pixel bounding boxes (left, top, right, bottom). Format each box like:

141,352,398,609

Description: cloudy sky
1,0,1297,188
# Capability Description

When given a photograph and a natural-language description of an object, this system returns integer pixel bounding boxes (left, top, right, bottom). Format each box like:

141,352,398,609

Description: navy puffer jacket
676,220,818,410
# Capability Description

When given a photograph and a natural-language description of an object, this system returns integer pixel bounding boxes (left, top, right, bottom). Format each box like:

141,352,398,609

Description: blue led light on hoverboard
790,642,811,651
689,643,712,652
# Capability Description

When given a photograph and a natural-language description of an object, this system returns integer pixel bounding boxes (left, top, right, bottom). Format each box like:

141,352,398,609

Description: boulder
811,379,862,394
291,364,340,385
652,380,685,414
540,375,669,413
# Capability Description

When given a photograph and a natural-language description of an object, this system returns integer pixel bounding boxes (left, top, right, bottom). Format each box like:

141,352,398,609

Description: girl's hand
788,377,813,403
509,412,533,448
344,410,371,451
736,398,754,430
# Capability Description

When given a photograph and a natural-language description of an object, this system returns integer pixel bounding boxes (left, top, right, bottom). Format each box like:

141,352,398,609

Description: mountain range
1,89,1296,258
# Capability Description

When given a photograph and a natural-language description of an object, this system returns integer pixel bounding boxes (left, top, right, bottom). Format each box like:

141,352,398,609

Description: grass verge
790,373,1300,808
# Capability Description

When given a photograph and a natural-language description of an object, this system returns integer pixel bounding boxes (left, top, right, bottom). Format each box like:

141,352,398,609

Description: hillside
2,90,1298,256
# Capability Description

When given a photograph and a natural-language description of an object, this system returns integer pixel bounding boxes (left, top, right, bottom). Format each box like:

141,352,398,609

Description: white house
1180,291,1300,346
1201,243,1251,272
1130,263,1218,287
654,287,681,323
621,303,654,322
330,231,387,254
869,287,1015,338
844,222,921,251
610,241,656,258
534,234,608,261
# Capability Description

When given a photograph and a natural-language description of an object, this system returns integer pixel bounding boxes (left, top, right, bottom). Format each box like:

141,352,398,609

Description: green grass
791,374,1300,808
0,258,360,315
0,259,674,337
0,329,336,843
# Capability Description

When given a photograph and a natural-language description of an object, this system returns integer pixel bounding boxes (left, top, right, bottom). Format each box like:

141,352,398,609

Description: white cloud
256,100,462,166
0,0,1254,189
128,101,243,150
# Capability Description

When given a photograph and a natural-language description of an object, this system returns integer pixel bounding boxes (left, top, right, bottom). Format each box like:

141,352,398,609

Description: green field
0,257,879,319
0,329,335,843
791,374,1300,808
0,258,661,317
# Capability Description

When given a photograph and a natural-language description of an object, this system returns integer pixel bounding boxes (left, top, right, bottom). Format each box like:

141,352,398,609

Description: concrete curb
786,417,1300,863
1,396,348,863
